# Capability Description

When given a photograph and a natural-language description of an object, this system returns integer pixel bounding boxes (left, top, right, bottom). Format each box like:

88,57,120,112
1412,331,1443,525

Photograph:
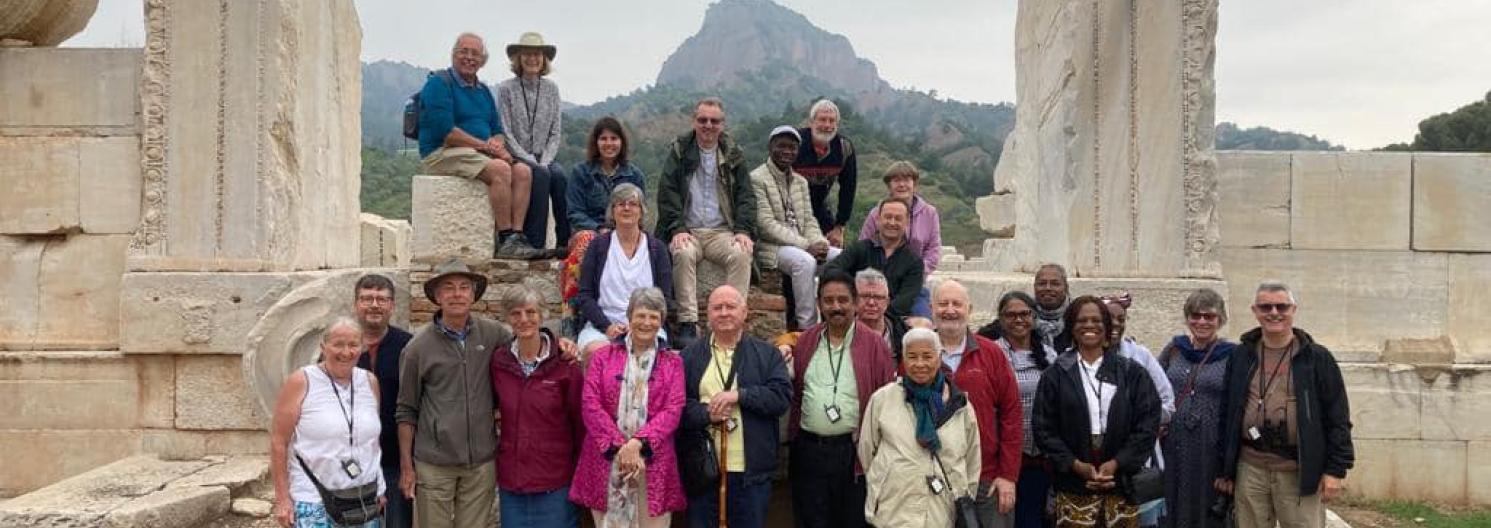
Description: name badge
342,459,363,479
725,417,739,432
825,405,843,423
927,475,946,495
1247,426,1262,441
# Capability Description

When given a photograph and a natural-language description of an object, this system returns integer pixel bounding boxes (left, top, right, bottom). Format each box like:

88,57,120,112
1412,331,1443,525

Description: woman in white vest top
270,317,387,527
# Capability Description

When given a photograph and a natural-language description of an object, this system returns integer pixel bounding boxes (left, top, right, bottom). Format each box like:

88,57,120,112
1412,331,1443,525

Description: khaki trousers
414,459,496,528
1234,459,1324,528
671,228,752,323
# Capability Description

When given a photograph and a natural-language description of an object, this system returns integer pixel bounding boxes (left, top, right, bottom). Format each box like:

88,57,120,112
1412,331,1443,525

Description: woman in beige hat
499,31,571,258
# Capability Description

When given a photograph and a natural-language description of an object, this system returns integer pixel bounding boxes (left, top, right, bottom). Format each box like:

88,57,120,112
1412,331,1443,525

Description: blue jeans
499,486,577,528
522,161,571,249
381,464,412,528
686,472,772,528
1015,464,1051,528
911,287,932,318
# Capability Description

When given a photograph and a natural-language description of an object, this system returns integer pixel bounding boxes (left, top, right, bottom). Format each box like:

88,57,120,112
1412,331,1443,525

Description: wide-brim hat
506,32,556,60
424,259,488,304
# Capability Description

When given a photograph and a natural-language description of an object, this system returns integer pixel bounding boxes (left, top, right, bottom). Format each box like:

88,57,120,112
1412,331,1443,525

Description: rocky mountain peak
655,0,891,97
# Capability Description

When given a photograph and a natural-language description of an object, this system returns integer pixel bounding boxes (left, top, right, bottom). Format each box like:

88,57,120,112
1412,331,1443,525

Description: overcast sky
67,0,1490,150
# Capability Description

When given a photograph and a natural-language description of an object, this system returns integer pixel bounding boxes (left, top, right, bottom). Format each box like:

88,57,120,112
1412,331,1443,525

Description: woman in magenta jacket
571,287,687,527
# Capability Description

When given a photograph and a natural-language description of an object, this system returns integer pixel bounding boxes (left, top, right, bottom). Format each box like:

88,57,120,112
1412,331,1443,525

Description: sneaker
495,234,539,260
671,322,699,350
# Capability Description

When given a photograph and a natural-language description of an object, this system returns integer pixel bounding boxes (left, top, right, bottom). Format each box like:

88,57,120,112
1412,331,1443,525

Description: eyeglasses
613,200,642,209
695,117,722,125
858,294,889,302
1000,310,1034,320
1187,312,1220,322
357,295,393,306
453,48,484,57
1253,303,1294,314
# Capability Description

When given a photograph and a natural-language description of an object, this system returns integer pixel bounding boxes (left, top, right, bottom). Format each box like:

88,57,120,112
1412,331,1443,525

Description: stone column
132,0,362,272
980,0,1221,279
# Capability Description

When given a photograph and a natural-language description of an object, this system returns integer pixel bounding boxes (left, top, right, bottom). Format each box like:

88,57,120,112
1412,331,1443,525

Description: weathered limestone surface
975,192,1016,238
1339,364,1422,440
1351,439,1467,504
1470,441,1491,505
0,455,261,527
1290,152,1411,251
244,269,410,415
0,137,141,235
0,234,130,350
986,0,1219,278
131,0,361,272
118,272,324,354
141,430,269,460
1412,153,1491,252
1419,365,1491,442
0,48,138,132
0,352,173,430
411,175,495,262
176,355,267,430
1218,248,1446,358
360,212,412,267
1448,254,1491,363
1216,151,1290,248
0,0,98,46
0,429,142,497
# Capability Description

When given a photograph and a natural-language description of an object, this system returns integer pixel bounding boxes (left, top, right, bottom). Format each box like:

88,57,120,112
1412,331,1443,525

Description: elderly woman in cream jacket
751,125,840,330
858,327,982,528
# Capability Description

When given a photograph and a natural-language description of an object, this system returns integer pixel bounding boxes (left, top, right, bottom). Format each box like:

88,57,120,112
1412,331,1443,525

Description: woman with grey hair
499,31,570,253
858,327,982,528
1159,288,1236,528
270,317,385,527
574,183,675,356
571,287,687,527
489,285,585,527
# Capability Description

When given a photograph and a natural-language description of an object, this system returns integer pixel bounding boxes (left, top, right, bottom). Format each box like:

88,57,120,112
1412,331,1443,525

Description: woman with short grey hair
571,286,687,527
574,183,675,356
1159,288,1236,528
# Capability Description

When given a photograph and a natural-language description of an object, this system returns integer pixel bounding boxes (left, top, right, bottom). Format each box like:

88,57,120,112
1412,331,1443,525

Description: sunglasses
1253,303,1294,313
1187,312,1219,322
695,117,722,125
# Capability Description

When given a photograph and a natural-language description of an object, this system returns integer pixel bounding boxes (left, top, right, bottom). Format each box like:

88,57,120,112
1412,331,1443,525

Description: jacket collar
493,327,561,374
1238,327,1319,356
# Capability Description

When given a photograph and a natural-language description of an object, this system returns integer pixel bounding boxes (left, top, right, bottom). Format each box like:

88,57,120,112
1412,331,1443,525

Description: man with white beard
793,99,858,247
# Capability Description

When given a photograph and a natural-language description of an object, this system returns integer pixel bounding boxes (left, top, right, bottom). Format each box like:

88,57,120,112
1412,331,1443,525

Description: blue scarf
901,370,947,453
1168,334,1237,365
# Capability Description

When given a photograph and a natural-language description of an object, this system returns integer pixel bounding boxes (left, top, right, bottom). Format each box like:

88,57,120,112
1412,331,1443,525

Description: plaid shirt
999,337,1058,456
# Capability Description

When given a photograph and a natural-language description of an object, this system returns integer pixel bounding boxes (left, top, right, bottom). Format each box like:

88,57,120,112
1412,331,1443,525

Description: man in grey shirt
655,97,757,346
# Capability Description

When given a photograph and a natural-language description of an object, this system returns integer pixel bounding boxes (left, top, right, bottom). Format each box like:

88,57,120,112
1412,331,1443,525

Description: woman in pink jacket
571,287,687,527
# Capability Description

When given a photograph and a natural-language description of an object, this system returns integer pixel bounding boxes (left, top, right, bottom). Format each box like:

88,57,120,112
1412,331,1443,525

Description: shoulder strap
295,454,332,494
839,135,854,158
723,344,742,391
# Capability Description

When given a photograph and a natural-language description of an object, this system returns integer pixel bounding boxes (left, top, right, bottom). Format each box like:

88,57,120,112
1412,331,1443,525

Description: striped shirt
999,337,1058,456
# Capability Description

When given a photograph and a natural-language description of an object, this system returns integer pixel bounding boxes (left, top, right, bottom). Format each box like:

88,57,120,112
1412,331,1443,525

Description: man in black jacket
351,274,414,528
679,285,792,528
1216,281,1353,528
825,198,924,319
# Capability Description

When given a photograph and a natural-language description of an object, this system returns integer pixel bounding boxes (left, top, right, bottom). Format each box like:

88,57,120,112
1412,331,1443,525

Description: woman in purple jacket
571,287,687,527
858,161,942,317
573,183,674,357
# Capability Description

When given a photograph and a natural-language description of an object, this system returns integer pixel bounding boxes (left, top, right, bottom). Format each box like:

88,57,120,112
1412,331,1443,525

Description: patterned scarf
1034,296,1069,350
901,370,948,453
605,340,657,527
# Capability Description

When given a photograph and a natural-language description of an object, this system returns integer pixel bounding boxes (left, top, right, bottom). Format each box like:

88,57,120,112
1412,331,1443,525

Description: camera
1253,418,1297,459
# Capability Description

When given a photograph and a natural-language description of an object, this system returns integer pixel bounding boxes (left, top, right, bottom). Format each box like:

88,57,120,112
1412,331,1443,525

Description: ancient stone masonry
0,0,97,46
129,0,362,272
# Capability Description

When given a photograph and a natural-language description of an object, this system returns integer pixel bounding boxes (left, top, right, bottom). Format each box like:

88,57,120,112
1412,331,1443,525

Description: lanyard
1079,361,1106,433
519,80,541,146
825,329,850,401
319,366,355,447
710,345,737,392
1257,343,1293,414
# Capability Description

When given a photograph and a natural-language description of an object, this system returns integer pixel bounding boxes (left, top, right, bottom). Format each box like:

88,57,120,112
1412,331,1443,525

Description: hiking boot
495,234,540,260
671,322,699,350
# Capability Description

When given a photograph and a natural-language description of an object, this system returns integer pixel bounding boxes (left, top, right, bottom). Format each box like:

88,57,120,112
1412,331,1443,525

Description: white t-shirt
598,232,654,324
289,366,384,503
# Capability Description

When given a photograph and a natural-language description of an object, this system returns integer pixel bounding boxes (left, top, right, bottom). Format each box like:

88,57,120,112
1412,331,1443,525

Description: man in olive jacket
655,97,757,345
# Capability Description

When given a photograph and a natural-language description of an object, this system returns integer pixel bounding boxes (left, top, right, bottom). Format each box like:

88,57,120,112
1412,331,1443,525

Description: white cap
768,125,801,143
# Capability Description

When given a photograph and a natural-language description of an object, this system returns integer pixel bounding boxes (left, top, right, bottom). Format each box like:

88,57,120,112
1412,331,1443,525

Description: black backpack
402,70,455,140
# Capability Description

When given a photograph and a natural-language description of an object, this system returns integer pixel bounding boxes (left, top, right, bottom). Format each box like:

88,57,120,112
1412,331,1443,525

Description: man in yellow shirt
679,285,792,528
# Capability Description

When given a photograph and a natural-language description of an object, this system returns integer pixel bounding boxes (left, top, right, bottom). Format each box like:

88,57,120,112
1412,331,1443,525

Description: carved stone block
411,175,495,262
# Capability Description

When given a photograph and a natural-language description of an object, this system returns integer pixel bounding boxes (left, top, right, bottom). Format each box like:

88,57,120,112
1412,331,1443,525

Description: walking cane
718,420,730,528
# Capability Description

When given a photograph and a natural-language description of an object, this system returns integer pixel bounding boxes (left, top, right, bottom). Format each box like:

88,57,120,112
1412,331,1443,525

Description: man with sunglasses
656,97,757,347
1214,281,1354,528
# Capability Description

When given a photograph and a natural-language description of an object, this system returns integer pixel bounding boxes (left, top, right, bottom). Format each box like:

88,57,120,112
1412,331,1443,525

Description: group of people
265,30,1356,528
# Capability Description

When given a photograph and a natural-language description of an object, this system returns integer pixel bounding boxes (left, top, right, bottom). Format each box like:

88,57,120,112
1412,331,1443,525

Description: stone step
0,455,267,527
